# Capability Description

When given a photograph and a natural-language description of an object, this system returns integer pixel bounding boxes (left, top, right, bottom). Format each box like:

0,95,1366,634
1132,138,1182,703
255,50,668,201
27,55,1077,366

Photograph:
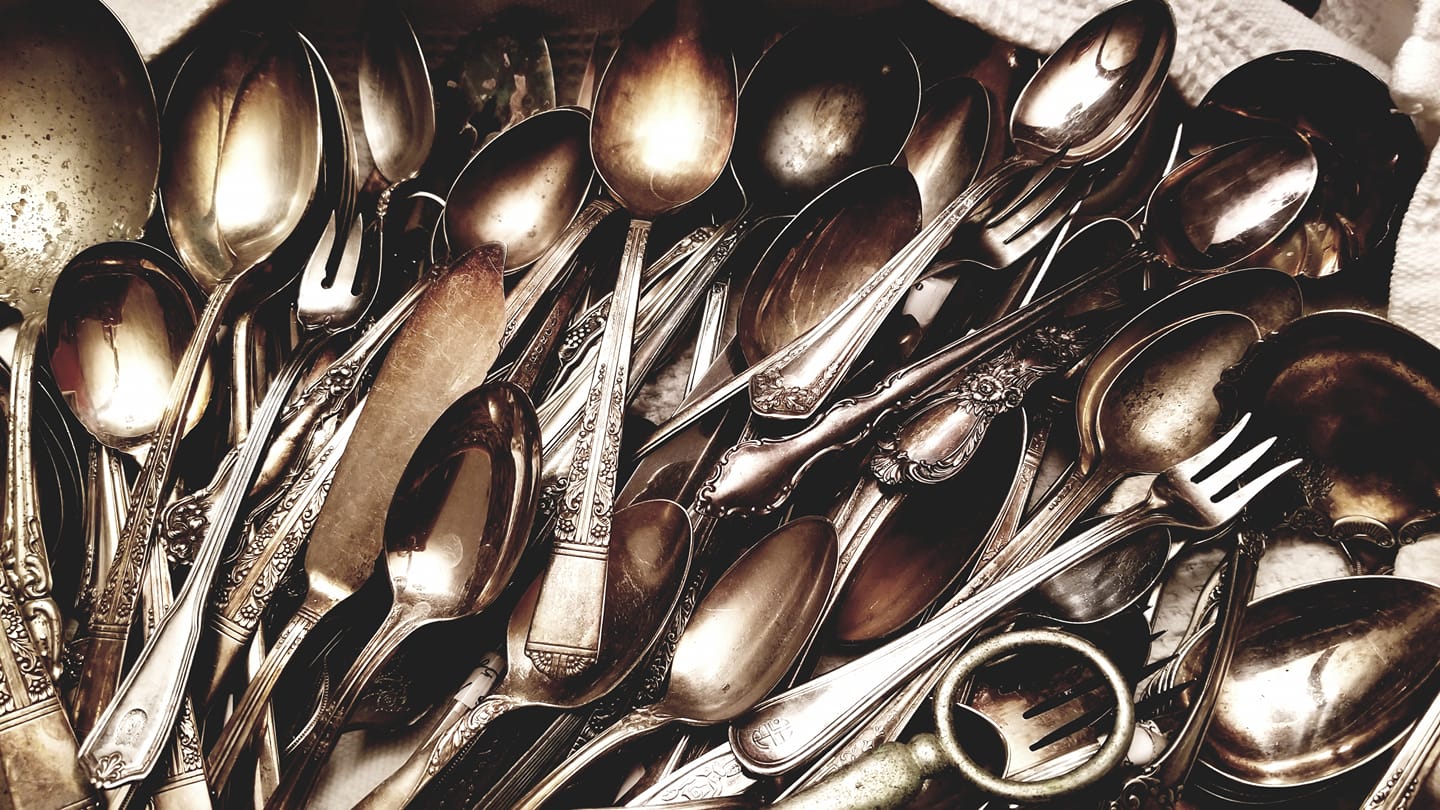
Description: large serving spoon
1162,576,1440,803
743,0,1175,422
45,242,216,808
696,135,1318,519
0,0,161,674
259,381,542,807
512,517,836,810
353,499,692,810
525,0,735,679
71,28,322,758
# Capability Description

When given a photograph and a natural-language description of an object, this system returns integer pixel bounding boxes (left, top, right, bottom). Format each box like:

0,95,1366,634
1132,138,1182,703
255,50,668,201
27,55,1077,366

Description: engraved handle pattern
867,325,1089,487
80,339,323,787
526,219,651,678
1365,689,1440,810
205,604,323,791
626,743,756,805
729,502,1169,775
748,161,1033,420
513,707,671,810
4,315,63,675
74,276,241,732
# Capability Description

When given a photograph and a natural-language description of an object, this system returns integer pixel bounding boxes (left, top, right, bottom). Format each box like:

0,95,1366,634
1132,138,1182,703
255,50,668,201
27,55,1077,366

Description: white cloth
929,0,1440,345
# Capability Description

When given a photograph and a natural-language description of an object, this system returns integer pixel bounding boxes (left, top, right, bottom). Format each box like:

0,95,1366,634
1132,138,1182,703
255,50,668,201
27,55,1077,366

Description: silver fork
80,210,375,787
727,413,1300,778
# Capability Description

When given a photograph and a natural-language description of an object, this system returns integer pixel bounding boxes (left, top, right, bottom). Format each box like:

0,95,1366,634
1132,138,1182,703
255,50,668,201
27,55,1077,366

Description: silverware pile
1,0,1438,807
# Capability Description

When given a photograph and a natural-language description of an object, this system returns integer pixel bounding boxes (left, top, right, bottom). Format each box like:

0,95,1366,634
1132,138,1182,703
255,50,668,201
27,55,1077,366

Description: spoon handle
80,339,323,787
625,742,758,805
500,197,622,349
3,314,64,675
1365,672,1440,808
513,706,672,810
728,502,1168,776
699,246,1148,518
526,218,652,678
746,159,1033,421
199,409,355,704
265,607,426,809
70,276,241,738
353,692,524,810
205,600,326,791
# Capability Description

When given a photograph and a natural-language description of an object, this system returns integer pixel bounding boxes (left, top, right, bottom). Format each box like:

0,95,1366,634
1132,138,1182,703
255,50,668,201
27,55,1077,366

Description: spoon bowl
1220,310,1440,546
737,164,921,366
443,106,593,271
354,499,692,809
511,516,837,810
266,381,543,805
903,77,992,227
730,17,920,214
1144,136,1318,272
46,242,209,456
1177,575,1440,800
359,3,435,189
1010,0,1175,165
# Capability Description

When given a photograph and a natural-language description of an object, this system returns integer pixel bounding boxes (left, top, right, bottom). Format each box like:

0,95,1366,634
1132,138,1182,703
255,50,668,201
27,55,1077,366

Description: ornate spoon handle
4,315,63,675
70,276,242,737
747,160,1033,421
80,339,322,787
698,246,1149,518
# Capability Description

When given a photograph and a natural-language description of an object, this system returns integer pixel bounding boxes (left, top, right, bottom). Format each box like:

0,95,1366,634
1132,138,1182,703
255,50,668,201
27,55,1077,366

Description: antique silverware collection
1,0,1438,807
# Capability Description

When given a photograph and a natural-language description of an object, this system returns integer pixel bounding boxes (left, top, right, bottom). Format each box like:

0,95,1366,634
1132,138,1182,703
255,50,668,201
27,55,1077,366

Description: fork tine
996,174,1071,245
304,213,340,286
1196,435,1278,498
1174,413,1252,478
331,212,365,294
1220,457,1303,512
981,149,1068,227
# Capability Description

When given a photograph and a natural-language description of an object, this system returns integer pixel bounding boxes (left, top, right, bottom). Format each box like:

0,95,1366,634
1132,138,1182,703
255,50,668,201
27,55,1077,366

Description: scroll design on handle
0,571,57,710
5,317,63,674
427,694,519,777
868,325,1089,487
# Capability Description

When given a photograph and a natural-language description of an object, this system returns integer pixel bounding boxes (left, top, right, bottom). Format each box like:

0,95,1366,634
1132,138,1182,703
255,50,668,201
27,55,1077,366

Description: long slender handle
747,161,1033,421
1110,530,1263,808
80,340,322,787
71,277,240,741
4,315,63,675
729,502,1167,775
526,218,651,678
265,607,424,809
353,692,522,810
698,246,1149,518
513,707,671,810
206,604,324,791
200,408,355,704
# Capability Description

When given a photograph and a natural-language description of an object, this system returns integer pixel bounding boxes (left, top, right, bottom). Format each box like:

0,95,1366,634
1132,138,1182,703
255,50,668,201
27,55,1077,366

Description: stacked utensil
1,0,1437,808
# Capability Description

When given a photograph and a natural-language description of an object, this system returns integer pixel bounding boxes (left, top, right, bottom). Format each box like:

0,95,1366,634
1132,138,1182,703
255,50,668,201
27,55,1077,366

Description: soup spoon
525,0,736,680
259,381,541,806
